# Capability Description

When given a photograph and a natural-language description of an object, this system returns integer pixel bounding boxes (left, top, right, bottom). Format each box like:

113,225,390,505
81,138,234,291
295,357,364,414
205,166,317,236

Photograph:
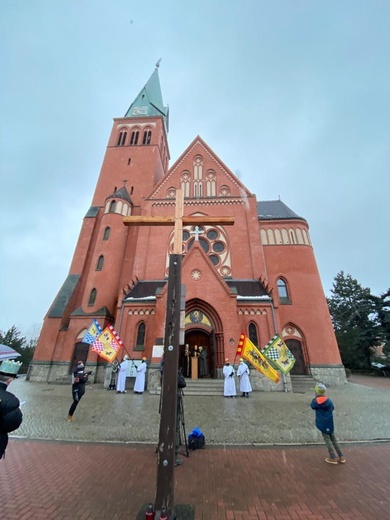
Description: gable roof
148,135,252,200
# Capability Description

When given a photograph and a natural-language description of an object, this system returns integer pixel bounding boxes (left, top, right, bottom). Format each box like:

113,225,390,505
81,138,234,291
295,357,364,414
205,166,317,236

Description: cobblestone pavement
1,376,389,519
10,376,390,445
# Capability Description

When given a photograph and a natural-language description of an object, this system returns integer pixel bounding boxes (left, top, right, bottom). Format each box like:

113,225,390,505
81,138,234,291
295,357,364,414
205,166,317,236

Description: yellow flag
236,333,280,384
91,325,123,363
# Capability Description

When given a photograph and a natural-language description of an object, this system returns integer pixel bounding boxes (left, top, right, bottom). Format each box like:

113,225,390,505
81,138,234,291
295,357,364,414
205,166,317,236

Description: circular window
209,255,219,266
213,241,225,253
182,230,190,241
207,229,218,241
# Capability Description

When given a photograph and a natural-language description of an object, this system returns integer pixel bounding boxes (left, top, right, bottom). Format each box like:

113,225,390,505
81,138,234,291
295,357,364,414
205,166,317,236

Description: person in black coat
0,359,23,459
67,361,93,422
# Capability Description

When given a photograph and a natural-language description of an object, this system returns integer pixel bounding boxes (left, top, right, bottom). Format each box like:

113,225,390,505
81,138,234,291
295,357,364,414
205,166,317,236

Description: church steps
290,374,316,394
153,378,224,396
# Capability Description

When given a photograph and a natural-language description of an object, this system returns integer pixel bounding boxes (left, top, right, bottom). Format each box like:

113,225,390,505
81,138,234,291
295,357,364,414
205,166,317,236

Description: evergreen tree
375,289,390,356
327,272,380,369
0,325,36,374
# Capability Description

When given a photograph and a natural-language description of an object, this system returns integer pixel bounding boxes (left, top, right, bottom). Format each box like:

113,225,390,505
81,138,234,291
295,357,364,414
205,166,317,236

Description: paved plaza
1,374,389,519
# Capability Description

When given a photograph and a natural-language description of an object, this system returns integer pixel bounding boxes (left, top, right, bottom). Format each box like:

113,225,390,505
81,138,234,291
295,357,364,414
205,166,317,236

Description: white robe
223,364,236,396
237,362,252,393
134,361,147,393
116,359,129,392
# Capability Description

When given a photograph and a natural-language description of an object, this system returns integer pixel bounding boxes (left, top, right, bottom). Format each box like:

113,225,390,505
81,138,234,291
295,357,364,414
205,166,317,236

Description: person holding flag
236,333,280,384
67,361,93,422
116,355,130,394
222,358,236,398
134,357,147,394
237,358,252,398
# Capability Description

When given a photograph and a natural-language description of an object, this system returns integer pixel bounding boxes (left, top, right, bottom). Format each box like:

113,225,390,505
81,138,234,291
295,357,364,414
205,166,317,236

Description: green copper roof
125,68,169,131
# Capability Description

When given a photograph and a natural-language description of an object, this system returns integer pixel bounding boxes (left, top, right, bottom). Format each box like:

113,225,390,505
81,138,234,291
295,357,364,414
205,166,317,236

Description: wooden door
286,339,306,375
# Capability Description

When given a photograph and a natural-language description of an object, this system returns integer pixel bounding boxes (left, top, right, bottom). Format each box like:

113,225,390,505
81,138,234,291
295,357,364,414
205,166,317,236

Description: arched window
96,255,104,271
103,227,111,240
134,322,146,350
248,322,259,346
130,130,139,145
109,200,116,213
117,130,127,146
277,278,291,304
88,288,97,306
142,129,152,145
206,171,216,196
181,172,190,198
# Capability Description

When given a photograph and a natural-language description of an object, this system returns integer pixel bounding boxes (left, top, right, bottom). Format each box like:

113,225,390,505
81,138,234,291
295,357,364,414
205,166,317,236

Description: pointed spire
125,66,169,131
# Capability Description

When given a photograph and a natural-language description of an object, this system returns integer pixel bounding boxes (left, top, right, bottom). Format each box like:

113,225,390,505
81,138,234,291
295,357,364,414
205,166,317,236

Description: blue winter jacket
310,395,334,434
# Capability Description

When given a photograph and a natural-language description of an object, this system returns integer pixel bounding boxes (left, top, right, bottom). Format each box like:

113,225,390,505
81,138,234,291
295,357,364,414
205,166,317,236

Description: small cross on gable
189,225,204,241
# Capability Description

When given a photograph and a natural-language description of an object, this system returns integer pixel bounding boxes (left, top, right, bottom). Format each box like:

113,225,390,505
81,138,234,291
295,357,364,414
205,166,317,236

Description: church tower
31,68,170,382
30,68,345,389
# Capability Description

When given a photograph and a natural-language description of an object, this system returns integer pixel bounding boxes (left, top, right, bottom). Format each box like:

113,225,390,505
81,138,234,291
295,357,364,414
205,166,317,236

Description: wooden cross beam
123,189,234,517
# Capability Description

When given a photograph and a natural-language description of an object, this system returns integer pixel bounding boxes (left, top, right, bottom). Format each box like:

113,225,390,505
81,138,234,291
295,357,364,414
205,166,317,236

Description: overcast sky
1,1,389,339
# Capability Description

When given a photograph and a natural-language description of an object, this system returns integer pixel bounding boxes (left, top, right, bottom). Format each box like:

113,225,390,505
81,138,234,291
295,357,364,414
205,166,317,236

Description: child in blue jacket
310,383,346,464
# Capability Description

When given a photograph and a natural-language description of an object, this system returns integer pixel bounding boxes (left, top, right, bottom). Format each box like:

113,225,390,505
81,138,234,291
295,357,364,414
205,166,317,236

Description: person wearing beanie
134,357,147,394
222,358,236,398
311,383,345,464
67,360,93,422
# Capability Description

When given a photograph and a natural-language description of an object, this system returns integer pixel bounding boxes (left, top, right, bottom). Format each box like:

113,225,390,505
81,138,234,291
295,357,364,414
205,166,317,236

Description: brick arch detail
185,298,225,368
281,322,309,372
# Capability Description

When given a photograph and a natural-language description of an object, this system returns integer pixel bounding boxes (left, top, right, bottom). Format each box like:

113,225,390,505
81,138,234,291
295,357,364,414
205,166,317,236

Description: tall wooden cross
123,189,234,517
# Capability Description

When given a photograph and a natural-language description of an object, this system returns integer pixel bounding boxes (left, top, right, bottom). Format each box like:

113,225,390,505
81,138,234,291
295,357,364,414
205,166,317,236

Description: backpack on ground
188,427,205,450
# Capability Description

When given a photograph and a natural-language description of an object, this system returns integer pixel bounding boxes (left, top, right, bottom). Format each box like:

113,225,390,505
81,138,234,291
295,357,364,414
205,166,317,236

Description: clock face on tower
132,106,148,115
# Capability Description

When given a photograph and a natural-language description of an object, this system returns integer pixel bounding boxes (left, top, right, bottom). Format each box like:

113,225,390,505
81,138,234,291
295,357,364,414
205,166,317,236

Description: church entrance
181,330,214,379
286,339,306,375
69,342,89,374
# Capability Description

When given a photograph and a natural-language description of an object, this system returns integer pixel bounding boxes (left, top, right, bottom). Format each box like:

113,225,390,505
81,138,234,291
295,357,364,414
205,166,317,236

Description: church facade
30,69,346,388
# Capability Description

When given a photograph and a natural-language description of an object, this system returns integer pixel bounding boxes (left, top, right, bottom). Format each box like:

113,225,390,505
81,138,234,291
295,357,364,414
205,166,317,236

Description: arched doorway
285,339,306,375
69,342,89,374
181,330,214,379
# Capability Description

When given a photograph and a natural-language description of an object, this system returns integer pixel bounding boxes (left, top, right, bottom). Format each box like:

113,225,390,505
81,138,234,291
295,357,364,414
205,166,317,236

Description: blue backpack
188,427,205,450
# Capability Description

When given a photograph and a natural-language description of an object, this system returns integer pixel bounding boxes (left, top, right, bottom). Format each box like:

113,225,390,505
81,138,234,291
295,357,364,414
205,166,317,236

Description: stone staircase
154,378,224,396
290,374,315,394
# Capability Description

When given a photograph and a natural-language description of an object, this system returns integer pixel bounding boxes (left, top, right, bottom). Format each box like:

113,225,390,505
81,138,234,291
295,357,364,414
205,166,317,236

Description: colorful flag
91,325,124,362
262,334,296,375
82,319,103,345
236,333,280,384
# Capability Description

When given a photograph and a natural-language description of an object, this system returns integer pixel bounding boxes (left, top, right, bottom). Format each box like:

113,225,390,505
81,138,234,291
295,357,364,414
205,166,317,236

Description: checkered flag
262,335,295,375
83,319,103,345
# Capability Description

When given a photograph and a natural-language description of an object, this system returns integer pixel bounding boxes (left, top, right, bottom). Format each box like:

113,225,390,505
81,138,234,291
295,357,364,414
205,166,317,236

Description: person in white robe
237,358,252,398
223,358,236,397
116,355,129,394
134,357,147,394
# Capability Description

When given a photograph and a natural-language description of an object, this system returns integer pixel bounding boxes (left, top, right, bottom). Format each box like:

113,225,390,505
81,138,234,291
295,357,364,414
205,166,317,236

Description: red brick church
30,68,346,389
